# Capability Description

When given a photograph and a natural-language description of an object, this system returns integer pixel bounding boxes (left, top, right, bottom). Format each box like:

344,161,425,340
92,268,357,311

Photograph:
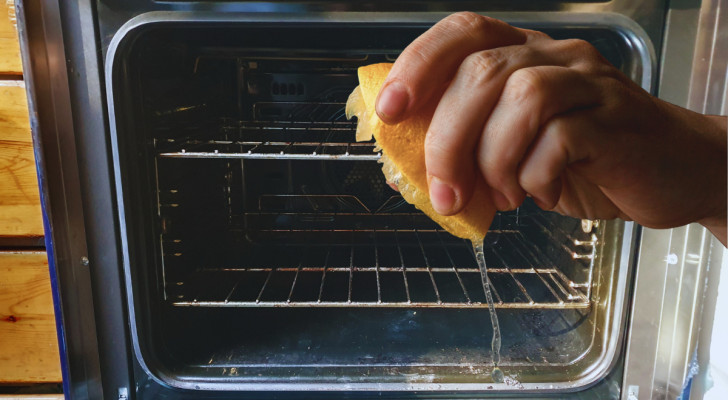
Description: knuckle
542,117,569,139
460,50,506,84
479,152,516,189
403,40,433,67
599,66,632,86
443,12,491,36
561,38,603,61
561,38,592,51
524,28,551,41
426,133,472,184
424,129,458,162
502,68,545,105
541,116,577,149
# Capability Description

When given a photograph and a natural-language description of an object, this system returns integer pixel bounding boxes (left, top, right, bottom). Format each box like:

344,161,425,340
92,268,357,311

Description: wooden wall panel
0,1,22,75
0,2,60,392
0,252,61,383
0,83,43,238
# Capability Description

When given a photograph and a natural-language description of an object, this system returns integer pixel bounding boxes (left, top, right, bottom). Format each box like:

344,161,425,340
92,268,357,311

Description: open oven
110,21,637,392
15,0,725,399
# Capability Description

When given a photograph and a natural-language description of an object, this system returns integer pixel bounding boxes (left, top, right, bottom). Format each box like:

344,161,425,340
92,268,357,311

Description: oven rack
156,119,379,160
167,230,596,310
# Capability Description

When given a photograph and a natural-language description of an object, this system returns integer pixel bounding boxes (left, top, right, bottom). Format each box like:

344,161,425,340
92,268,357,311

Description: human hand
376,12,727,244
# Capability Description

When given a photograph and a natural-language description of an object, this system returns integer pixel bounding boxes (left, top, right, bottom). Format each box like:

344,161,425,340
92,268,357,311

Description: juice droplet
491,367,504,383
472,238,502,373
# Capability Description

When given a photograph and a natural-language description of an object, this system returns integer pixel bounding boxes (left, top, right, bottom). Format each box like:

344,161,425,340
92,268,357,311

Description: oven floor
161,307,592,370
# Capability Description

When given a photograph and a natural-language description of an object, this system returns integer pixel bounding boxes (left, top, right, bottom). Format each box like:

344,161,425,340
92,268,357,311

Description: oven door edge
16,0,134,399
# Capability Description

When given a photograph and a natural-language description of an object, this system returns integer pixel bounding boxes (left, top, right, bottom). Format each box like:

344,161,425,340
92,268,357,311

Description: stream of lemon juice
347,89,503,383
472,237,504,383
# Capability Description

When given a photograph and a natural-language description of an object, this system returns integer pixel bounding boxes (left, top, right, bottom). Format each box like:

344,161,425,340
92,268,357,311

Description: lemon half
346,63,495,240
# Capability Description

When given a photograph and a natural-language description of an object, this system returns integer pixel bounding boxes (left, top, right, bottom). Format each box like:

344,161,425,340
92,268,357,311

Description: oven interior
111,24,635,389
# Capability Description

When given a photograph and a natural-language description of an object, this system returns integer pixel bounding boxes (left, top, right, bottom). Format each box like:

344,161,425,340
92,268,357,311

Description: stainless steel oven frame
105,11,648,394
14,0,724,399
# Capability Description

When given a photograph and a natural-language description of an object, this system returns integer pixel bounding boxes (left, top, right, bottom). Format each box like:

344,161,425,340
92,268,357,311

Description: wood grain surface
0,83,43,238
0,252,61,383
0,1,21,75
0,3,60,392
0,396,64,399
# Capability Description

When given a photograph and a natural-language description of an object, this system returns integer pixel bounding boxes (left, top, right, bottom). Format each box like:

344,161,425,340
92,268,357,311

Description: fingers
376,12,528,124
382,13,614,216
424,46,555,215
478,66,601,211
550,171,628,220
517,113,593,211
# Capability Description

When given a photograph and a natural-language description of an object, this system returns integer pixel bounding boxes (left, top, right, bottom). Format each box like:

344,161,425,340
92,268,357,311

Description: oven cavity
113,25,633,389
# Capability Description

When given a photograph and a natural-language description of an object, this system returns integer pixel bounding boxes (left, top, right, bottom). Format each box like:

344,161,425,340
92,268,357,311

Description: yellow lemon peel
346,63,495,240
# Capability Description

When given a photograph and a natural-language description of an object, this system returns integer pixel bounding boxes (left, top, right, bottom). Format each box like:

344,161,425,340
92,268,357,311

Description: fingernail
492,190,512,211
376,81,409,122
429,176,458,215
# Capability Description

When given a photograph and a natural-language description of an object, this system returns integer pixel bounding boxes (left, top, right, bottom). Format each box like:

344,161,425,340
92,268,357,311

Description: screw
81,256,89,267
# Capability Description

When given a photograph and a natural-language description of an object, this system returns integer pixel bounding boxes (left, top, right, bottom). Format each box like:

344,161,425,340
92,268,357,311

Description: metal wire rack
155,115,600,310
156,118,378,160
167,228,596,310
